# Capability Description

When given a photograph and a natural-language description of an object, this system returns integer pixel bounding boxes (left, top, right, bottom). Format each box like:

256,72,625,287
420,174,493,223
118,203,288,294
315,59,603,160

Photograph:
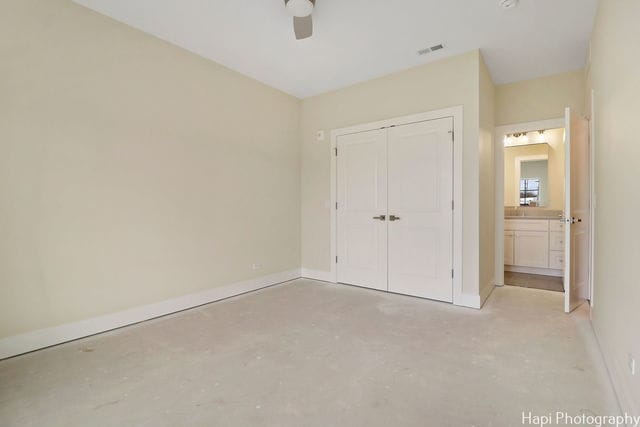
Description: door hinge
449,129,454,141
451,269,454,279
334,147,338,156
451,200,454,210
335,256,338,263
335,202,338,210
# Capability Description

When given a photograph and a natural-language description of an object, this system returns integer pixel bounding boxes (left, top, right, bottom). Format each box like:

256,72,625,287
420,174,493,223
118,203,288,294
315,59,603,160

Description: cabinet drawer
549,220,564,232
505,219,549,232
549,250,564,269
549,232,565,251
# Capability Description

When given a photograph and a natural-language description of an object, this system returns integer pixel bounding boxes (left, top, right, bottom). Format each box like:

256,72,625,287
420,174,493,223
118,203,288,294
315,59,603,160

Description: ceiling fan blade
293,15,312,40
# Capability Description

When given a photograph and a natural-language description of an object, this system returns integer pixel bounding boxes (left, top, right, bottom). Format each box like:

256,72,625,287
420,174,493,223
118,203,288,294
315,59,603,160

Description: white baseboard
591,322,639,418
0,269,301,360
455,292,481,309
303,268,484,309
505,265,564,277
300,268,334,283
480,278,496,307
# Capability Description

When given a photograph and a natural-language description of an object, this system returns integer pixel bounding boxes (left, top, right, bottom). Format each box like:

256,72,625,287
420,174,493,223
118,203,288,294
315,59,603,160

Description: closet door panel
336,129,388,291
387,118,454,302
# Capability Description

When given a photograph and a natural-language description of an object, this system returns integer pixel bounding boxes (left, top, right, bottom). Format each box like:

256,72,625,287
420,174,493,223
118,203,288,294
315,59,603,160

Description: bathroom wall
503,128,565,210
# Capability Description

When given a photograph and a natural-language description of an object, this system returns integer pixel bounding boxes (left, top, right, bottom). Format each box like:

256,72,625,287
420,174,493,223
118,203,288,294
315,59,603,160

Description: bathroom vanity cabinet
504,218,564,276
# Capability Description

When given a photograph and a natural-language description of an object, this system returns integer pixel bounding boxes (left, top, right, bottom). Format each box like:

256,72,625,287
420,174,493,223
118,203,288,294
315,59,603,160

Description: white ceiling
74,0,598,98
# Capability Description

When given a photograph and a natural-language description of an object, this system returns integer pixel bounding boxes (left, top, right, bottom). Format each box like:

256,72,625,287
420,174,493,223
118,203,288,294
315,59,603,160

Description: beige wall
586,0,640,416
479,54,496,299
300,50,483,297
4,0,605,348
0,0,301,338
496,70,585,126
503,129,565,210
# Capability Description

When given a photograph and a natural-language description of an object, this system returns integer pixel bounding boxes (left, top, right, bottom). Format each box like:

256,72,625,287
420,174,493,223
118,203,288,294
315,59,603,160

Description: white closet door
387,118,453,302
336,129,388,291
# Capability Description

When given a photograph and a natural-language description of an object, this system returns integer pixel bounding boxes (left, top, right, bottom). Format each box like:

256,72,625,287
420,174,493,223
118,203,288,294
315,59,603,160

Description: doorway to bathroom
495,108,593,313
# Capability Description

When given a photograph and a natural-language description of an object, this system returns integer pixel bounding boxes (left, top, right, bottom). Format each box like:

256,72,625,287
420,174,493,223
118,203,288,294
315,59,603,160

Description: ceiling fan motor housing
285,0,315,17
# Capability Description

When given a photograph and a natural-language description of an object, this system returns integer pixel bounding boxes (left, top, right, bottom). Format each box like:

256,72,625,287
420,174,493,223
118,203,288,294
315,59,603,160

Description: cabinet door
514,231,549,268
504,232,514,265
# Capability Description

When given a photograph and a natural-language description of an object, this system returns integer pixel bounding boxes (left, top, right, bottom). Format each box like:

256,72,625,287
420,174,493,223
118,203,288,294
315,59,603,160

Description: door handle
389,215,401,221
373,215,386,221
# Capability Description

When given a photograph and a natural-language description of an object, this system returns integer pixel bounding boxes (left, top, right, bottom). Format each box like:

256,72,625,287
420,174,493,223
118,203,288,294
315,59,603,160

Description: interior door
336,129,388,291
564,107,591,313
387,118,454,302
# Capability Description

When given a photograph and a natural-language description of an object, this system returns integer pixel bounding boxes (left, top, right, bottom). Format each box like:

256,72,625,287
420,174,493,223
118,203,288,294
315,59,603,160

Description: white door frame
329,106,464,305
494,118,565,287
588,90,596,308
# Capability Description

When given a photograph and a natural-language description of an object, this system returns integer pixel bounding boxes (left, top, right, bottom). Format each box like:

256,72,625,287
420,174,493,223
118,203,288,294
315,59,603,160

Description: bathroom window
520,178,540,206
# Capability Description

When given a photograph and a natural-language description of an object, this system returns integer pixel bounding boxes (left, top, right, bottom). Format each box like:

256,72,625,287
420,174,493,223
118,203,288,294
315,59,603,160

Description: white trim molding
592,323,638,417
0,269,301,360
456,293,481,309
300,268,333,283
588,89,596,308
480,278,496,308
329,106,465,307
496,118,566,137
494,118,565,289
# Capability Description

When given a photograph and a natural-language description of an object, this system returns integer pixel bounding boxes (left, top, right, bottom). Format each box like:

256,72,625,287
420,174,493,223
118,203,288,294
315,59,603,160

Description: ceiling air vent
418,44,444,55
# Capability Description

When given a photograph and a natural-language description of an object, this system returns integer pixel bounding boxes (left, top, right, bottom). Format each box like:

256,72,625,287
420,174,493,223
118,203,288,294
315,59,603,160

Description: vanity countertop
505,216,562,220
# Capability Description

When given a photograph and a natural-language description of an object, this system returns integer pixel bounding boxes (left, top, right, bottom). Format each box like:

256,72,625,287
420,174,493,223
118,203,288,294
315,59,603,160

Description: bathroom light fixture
504,128,555,147
537,130,547,143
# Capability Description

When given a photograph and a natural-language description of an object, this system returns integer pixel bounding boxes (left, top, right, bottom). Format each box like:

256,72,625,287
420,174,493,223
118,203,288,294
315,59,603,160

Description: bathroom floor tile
504,272,564,292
